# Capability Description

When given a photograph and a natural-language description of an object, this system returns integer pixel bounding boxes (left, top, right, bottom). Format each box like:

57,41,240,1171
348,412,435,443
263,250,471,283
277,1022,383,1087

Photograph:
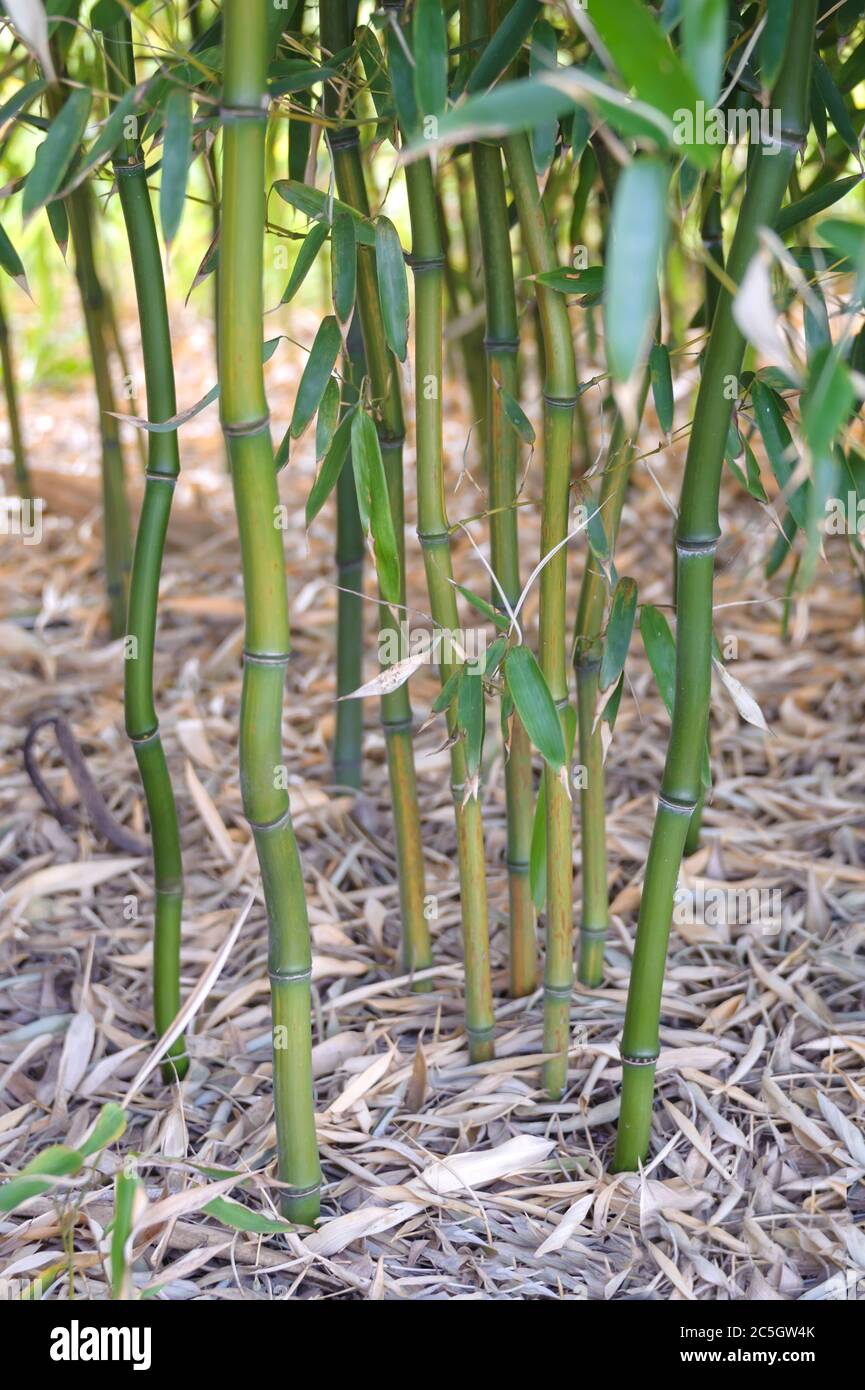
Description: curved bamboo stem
321,0,432,986
503,131,578,1098
614,6,817,1171
0,285,30,498
101,18,186,1080
220,0,320,1223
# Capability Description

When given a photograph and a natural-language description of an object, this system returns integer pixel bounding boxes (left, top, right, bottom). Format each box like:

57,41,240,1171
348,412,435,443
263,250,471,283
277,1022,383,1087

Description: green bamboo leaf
813,55,860,159
205,1195,293,1235
46,198,68,258
0,222,29,294
432,665,463,714
740,436,769,503
466,0,538,93
760,0,793,90
291,316,342,439
331,213,356,331
455,583,510,631
649,342,674,436
681,0,727,107
306,405,355,526
602,672,625,730
640,604,676,718
316,374,341,462
457,663,485,782
801,346,853,583
358,25,390,131
159,87,192,247
281,221,328,304
533,265,603,301
838,33,865,93
496,380,535,445
530,19,558,175
483,634,508,677
0,77,46,128
413,0,448,119
604,158,669,383
77,1102,127,1158
273,180,376,246
115,337,283,433
776,176,861,238
268,60,338,97
505,645,566,772
375,216,409,362
585,0,714,169
351,410,401,605
752,378,810,530
60,83,143,196
387,22,419,135
0,1145,83,1213
599,577,638,693
22,86,91,223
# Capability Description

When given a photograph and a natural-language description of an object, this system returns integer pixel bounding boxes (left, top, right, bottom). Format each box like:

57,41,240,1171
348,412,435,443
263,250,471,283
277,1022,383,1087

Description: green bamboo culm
504,131,578,1098
683,185,725,859
0,285,31,498
100,17,187,1080
468,61,537,999
613,6,817,1172
573,402,644,988
394,6,496,1060
220,0,320,1223
320,0,433,987
333,313,365,791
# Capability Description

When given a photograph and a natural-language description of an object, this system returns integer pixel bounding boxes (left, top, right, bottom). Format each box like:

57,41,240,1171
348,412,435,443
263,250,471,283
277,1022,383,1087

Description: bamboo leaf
375,216,409,362
599,577,637,693
274,180,376,246
681,0,727,107
432,665,463,714
649,342,674,436
582,0,714,169
505,645,566,772
457,664,485,785
467,0,539,94
77,1102,127,1158
751,378,810,530
22,87,91,223
386,21,419,135
455,583,510,631
530,19,558,175
315,374,341,462
640,604,676,718
113,337,283,432
812,55,860,159
268,60,338,98
46,198,68,259
4,0,55,83
110,1170,141,1301
282,220,328,304
604,158,669,383
331,213,356,332
0,1145,83,1213
205,1195,293,1235
0,222,29,295
413,0,448,119
712,658,770,733
533,265,603,301
306,405,355,527
351,410,401,605
495,380,535,445
0,77,46,128
760,0,793,91
291,316,342,439
776,175,862,238
340,651,428,700
159,87,192,248
60,83,143,196
357,25,390,131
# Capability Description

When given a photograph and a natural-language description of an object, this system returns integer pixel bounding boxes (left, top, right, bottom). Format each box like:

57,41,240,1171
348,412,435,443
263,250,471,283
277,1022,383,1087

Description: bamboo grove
6,0,865,1219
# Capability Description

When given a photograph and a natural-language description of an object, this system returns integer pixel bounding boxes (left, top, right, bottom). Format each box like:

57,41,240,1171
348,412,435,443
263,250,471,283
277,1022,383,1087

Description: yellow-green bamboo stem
220,0,320,1223
0,284,31,498
321,0,432,986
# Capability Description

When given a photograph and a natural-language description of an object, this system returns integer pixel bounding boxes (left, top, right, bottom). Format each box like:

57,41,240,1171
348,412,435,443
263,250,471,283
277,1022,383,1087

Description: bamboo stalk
99,18,186,1081
333,314,365,790
220,0,320,1223
387,8,495,1059
0,284,31,498
469,125,536,997
320,0,432,986
614,6,817,1171
503,130,578,1098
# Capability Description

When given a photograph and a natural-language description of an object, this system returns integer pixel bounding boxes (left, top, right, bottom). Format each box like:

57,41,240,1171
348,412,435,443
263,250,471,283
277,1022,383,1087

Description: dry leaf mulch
1,296,864,1301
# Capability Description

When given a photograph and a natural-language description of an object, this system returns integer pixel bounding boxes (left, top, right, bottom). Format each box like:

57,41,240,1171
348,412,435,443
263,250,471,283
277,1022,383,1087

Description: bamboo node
268,966,312,983
382,715,415,734
409,254,446,273
621,1052,658,1067
483,336,519,354
280,1180,321,1199
243,649,290,666
222,413,271,439
657,791,698,817
113,159,147,177
544,983,573,1001
144,470,177,486
248,807,292,834
327,128,360,150
220,103,268,122
417,529,450,548
543,391,581,408
675,537,718,556
129,727,160,746
506,858,530,875
464,1022,496,1042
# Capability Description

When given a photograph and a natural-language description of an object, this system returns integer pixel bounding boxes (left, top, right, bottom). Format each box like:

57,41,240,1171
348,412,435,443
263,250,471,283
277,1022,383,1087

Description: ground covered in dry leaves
1,286,864,1301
